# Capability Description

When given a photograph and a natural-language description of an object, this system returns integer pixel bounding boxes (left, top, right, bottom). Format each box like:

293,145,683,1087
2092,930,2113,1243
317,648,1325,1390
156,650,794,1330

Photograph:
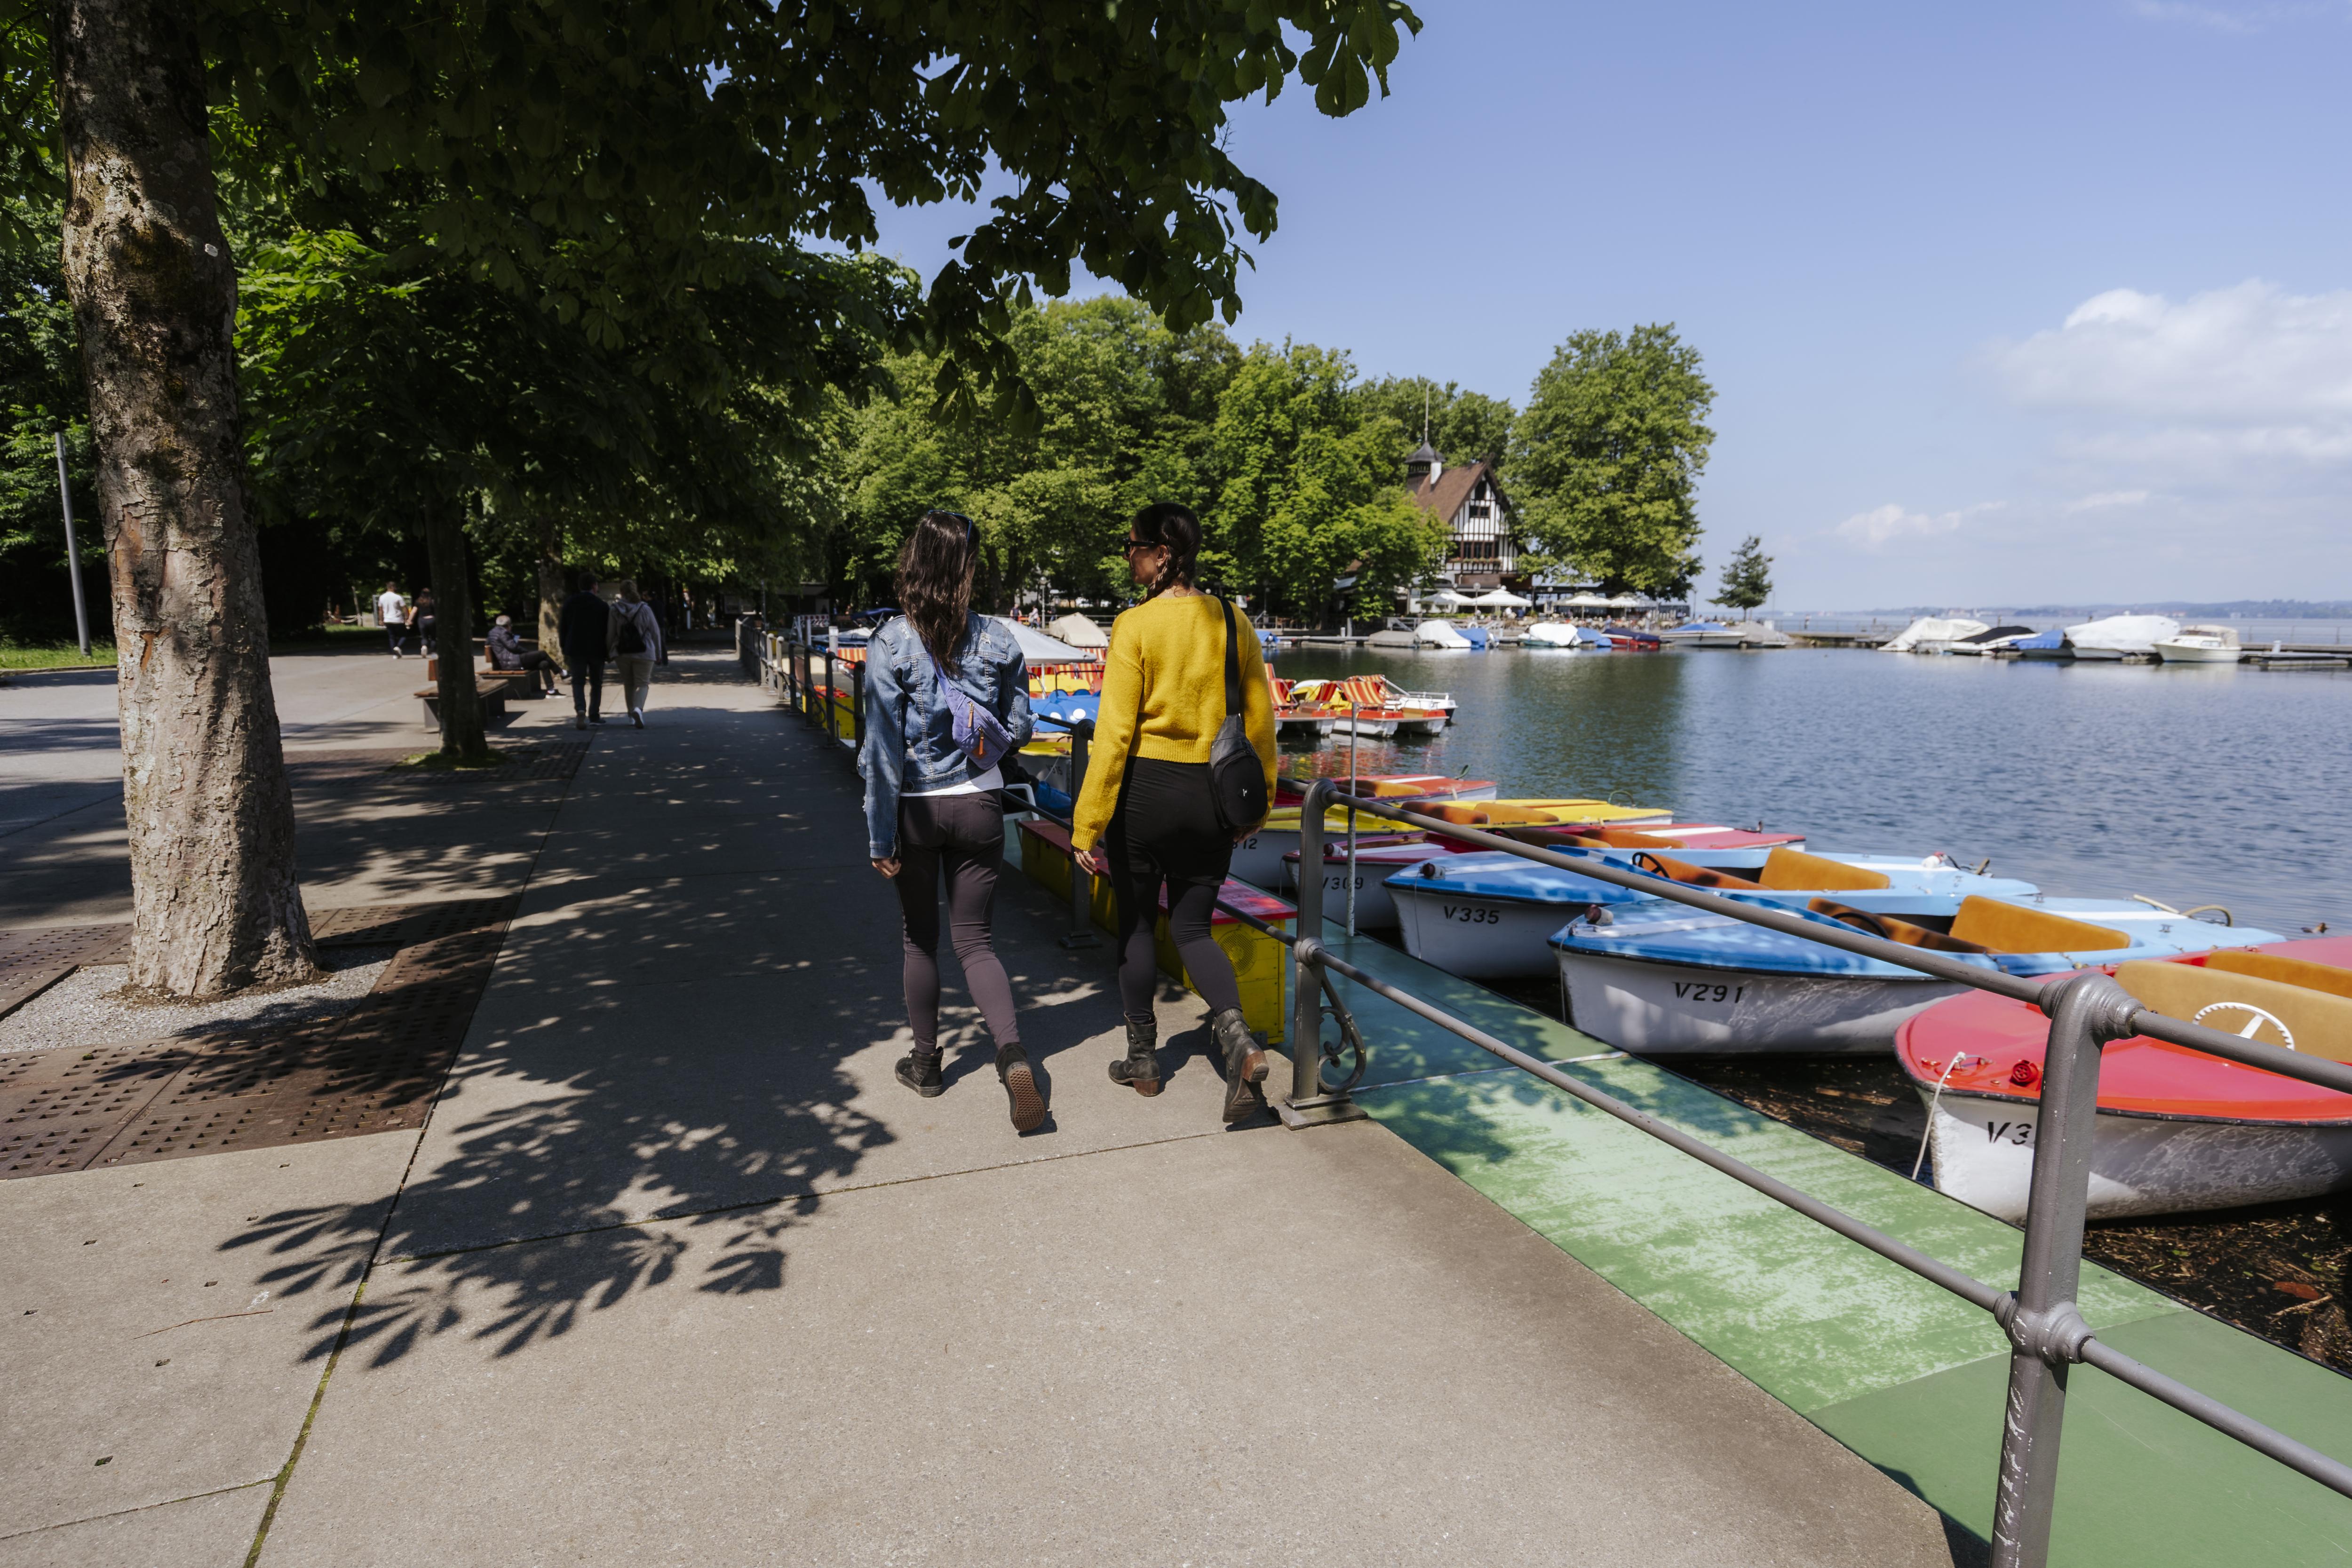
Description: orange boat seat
2204,950,2352,1002
1809,899,1991,953
1633,853,1762,890
1947,897,2130,954
1755,847,1892,892
2115,960,2352,1059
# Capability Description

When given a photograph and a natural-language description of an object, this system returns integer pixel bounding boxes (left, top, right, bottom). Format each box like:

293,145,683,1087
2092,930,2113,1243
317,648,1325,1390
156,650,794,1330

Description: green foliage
0,198,99,639
1355,376,1516,467
1207,343,1448,616
836,296,1237,607
1714,534,1772,613
1509,324,1715,597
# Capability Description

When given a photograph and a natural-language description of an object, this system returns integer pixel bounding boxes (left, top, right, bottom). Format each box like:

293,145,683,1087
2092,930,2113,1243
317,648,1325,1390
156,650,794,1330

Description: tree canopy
1507,324,1714,597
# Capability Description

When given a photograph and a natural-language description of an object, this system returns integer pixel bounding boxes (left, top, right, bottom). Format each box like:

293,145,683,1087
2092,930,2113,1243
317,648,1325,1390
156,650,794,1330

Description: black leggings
895,792,1020,1053
1107,758,1243,1023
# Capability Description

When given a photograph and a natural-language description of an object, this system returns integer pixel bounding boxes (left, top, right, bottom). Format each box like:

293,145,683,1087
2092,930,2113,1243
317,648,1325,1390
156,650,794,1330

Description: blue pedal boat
1390,846,2038,981
1551,893,2284,1055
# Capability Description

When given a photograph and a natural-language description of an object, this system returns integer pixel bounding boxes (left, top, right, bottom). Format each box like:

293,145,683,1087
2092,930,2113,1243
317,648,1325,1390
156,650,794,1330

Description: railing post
1989,970,2138,1568
1059,720,1099,950
1280,780,1365,1129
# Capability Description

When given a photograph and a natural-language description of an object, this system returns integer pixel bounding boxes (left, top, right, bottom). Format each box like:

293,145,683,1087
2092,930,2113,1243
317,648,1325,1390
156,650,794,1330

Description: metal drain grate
0,899,514,1178
0,924,135,1020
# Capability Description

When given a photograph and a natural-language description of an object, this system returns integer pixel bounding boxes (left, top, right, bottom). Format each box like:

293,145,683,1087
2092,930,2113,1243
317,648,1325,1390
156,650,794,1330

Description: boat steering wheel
2191,1001,2297,1052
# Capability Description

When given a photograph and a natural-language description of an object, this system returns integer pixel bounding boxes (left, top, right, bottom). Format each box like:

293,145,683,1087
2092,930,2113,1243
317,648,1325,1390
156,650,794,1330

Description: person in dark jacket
558,575,612,729
488,614,560,694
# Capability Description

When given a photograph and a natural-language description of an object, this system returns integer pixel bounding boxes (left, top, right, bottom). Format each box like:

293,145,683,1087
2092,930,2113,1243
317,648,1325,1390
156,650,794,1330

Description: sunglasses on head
932,510,978,551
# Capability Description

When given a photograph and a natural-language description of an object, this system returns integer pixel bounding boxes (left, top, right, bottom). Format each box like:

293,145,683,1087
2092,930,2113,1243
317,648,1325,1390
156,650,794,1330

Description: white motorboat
1414,619,1473,649
1521,621,1587,649
1881,616,1990,654
1659,621,1746,649
2063,613,2181,661
2153,624,2244,664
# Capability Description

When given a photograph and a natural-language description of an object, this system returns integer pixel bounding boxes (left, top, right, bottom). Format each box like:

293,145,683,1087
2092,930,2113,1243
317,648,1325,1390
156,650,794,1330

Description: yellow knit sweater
1070,593,1279,852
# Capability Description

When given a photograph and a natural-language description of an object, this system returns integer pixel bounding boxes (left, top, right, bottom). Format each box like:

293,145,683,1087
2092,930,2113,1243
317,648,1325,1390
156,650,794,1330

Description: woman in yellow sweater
1072,503,1278,1121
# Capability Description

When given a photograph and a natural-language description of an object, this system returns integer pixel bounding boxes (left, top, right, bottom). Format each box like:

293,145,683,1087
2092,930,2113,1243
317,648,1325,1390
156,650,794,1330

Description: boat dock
8,646,2352,1564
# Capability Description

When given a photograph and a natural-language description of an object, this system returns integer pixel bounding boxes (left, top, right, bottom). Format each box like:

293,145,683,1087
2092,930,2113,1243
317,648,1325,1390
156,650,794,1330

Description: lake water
1271,645,2352,939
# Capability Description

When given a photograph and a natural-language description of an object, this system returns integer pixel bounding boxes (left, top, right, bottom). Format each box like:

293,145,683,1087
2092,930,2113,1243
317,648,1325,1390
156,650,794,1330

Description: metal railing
1282,780,2352,1567
747,632,2352,1562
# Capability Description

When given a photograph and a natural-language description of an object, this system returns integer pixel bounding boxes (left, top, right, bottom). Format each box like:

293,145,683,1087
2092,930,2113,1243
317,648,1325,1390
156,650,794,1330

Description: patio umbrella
1470,588,1531,608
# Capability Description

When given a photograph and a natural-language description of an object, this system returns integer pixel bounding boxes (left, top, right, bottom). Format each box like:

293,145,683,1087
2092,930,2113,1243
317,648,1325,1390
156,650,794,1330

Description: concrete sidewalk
1,650,1960,1566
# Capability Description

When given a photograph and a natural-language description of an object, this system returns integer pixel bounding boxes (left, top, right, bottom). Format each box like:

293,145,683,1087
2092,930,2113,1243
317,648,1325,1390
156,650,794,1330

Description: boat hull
1921,1089,2352,1222
2153,643,2243,664
1393,886,1586,978
1284,857,1409,929
1557,950,1962,1053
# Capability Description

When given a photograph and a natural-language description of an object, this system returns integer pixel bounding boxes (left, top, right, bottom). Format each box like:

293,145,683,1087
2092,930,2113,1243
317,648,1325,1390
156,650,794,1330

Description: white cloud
1834,502,2002,550
2062,489,2153,512
1994,280,2352,432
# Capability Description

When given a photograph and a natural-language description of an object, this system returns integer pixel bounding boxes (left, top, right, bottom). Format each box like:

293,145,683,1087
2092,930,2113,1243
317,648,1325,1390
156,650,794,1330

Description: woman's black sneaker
997,1044,1045,1132
1107,1016,1161,1096
895,1050,944,1098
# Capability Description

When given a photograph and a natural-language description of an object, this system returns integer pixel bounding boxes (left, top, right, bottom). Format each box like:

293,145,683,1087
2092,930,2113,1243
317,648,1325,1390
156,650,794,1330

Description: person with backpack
859,510,1041,1131
1070,502,1277,1122
607,579,666,727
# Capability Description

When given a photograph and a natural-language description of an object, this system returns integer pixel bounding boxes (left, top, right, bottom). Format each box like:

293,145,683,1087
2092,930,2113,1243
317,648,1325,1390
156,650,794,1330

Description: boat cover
2063,613,2182,653
1553,898,2283,978
1665,621,1732,635
1882,616,1990,653
2010,628,2067,652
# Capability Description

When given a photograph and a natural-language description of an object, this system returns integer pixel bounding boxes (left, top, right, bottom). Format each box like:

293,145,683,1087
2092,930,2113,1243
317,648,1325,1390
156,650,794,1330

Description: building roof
1410,456,1506,526
1406,440,1441,466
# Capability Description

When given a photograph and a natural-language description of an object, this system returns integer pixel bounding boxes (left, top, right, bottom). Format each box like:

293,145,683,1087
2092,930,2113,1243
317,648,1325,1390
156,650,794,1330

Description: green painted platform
1307,925,2352,1563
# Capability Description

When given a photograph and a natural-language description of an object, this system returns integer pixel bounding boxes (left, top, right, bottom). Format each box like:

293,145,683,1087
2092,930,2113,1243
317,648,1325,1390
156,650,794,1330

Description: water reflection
1274,646,2352,936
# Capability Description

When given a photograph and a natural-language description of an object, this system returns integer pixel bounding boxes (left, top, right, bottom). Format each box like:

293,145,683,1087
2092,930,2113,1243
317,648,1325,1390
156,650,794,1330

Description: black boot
997,1044,1045,1132
1210,1007,1268,1124
894,1048,944,1098
1107,1015,1161,1097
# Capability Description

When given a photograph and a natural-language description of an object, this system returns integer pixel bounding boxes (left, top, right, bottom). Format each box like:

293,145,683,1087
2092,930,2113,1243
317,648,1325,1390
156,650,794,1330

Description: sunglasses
932,510,979,552
1121,537,1160,555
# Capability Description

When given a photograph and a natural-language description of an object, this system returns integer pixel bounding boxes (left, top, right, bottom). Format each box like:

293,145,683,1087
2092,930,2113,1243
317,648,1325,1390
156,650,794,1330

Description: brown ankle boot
1107,1016,1161,1096
1209,1008,1267,1123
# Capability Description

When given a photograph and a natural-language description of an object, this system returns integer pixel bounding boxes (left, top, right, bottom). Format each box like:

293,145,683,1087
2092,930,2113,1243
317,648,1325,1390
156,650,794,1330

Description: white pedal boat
1901,937,2352,1221
1552,892,2283,1055
1396,846,2033,982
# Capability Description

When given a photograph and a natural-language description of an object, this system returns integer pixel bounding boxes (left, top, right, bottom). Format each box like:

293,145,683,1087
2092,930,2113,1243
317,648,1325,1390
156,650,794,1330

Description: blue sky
868,1,2352,609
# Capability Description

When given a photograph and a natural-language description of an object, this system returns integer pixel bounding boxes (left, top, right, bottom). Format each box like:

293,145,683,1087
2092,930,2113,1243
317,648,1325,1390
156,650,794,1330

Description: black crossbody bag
1208,597,1268,832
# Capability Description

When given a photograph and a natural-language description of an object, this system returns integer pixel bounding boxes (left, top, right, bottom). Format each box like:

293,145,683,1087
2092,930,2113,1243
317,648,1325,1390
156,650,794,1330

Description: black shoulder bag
1208,597,1269,832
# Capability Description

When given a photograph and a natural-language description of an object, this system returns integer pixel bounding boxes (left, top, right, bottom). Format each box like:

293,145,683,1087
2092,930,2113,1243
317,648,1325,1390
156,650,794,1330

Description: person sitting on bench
487,614,560,694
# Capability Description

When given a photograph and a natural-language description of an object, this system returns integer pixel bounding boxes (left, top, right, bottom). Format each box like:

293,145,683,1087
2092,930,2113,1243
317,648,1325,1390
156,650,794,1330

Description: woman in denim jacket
859,511,1040,1130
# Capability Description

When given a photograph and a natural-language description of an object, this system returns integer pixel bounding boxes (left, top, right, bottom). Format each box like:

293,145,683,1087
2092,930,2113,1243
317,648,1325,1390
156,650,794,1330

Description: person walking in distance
413,589,437,661
558,572,611,730
859,511,1041,1131
1071,503,1277,1121
375,581,409,657
607,580,666,728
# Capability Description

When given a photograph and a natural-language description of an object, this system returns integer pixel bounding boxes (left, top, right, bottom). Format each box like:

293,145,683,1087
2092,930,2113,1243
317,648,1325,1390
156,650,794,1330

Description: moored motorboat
1552,893,2283,1054
1945,625,2036,656
1659,620,1745,649
2153,624,2244,664
1882,616,1990,654
2006,628,2072,660
1398,847,2037,980
1521,621,1587,649
2064,613,2181,661
1414,618,1473,649
1899,937,2352,1221
1602,624,1662,651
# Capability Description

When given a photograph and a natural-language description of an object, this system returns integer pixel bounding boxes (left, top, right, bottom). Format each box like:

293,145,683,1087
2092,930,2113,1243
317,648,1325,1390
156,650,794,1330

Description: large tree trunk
54,0,316,997
535,520,566,672
424,496,490,761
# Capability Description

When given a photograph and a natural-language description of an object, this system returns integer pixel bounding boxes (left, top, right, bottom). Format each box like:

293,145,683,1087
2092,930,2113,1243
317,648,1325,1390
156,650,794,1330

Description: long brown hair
1131,501,1199,595
896,509,979,669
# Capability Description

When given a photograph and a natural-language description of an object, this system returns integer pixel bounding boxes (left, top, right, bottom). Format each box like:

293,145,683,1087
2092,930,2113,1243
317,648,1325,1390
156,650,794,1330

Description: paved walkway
0,648,1958,1566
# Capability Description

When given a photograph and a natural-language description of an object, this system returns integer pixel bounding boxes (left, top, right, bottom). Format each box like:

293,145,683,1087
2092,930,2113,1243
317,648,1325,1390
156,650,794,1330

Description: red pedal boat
1897,935,2352,1221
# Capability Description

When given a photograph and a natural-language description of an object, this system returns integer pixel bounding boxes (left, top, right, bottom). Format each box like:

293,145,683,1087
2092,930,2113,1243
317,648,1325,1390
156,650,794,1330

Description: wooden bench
416,679,512,728
424,655,550,702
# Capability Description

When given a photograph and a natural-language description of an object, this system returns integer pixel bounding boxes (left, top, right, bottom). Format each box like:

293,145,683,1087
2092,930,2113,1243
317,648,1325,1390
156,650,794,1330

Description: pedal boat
1899,937,2352,1221
1229,796,1668,891
1398,846,2033,981
1551,883,2281,1054
1284,823,1800,931
1273,773,1497,807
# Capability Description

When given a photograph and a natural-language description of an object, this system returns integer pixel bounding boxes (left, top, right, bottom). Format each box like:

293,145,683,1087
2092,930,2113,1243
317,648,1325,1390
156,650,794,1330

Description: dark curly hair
896,510,979,669
1131,501,1199,595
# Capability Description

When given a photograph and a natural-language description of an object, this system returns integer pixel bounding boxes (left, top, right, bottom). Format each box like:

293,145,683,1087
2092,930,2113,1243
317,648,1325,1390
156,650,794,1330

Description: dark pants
894,793,1020,1053
386,623,407,654
1107,758,1243,1022
564,646,604,717
506,650,560,692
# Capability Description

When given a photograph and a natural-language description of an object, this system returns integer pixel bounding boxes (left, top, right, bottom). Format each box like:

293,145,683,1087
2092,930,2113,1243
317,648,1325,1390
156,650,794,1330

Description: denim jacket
858,613,1033,857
